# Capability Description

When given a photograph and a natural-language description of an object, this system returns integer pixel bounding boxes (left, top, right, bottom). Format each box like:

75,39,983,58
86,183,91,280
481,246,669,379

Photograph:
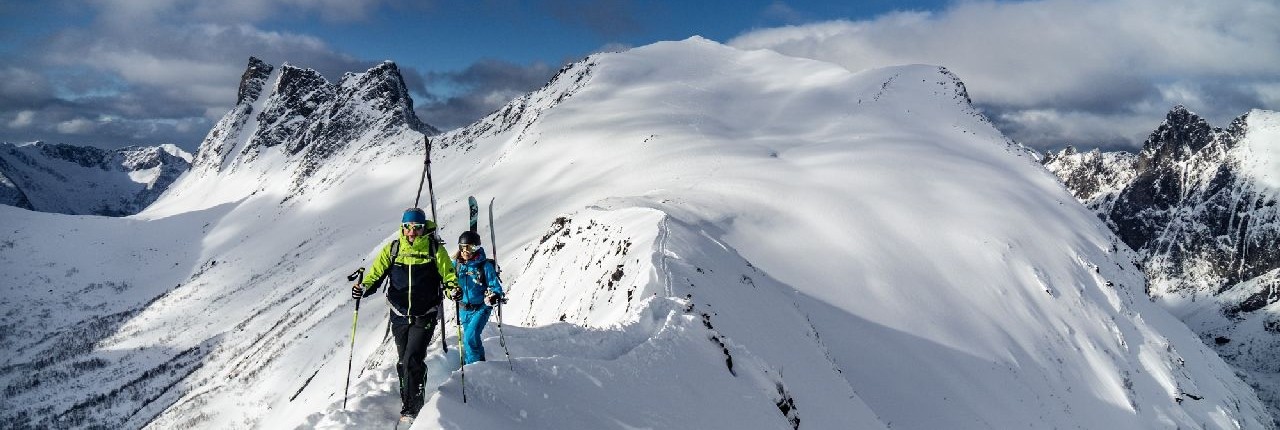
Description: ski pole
343,267,366,410
496,299,513,371
456,299,467,403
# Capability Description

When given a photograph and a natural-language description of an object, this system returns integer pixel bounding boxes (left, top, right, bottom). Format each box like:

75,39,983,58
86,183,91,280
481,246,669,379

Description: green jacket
361,228,457,316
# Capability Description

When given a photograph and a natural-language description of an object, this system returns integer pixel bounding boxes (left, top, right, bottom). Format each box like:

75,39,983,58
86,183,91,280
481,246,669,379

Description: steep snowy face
0,142,192,215
149,57,435,216
1045,106,1280,419
1,39,1272,430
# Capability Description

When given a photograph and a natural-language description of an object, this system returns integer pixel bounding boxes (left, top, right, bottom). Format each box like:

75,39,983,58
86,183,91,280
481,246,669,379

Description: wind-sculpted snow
1,38,1273,429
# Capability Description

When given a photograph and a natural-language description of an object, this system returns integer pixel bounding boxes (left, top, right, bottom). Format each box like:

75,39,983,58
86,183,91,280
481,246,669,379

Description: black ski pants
391,308,438,415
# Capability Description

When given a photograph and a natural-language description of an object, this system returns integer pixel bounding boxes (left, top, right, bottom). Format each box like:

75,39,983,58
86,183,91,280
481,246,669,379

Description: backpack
376,234,440,288
388,232,440,262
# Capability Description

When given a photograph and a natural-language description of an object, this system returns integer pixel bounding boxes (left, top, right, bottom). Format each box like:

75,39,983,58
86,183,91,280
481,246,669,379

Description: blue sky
1,0,1277,152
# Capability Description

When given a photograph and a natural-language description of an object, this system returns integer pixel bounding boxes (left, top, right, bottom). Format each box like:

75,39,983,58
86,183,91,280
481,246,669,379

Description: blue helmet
401,208,427,224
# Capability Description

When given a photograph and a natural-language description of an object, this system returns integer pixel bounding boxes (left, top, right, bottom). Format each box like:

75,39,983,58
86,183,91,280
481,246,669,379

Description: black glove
446,286,461,302
485,292,505,306
352,284,373,300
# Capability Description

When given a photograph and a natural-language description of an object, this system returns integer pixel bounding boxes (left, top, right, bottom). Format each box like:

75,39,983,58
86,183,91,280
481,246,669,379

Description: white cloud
1258,83,1280,107
56,118,97,134
729,0,1280,150
9,111,36,128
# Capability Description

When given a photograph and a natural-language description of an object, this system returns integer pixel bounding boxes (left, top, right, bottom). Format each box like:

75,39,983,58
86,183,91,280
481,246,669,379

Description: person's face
402,222,425,240
460,243,476,259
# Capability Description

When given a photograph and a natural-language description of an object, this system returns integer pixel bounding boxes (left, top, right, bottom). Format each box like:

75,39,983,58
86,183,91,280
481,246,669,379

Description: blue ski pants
459,304,492,364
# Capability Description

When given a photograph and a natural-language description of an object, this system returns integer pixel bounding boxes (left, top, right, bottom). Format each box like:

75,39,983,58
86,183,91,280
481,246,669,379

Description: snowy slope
0,38,1272,429
0,142,191,215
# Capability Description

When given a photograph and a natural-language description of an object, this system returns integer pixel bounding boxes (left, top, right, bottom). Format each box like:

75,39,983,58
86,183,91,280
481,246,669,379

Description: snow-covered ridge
1,38,1273,429
0,141,192,216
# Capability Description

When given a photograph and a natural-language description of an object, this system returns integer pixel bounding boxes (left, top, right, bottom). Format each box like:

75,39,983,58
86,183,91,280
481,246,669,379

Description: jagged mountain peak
1046,106,1280,419
1143,104,1219,159
158,57,434,215
236,57,273,105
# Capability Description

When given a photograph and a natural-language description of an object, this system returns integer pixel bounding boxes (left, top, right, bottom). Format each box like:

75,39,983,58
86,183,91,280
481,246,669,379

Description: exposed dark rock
188,57,438,198
236,57,273,105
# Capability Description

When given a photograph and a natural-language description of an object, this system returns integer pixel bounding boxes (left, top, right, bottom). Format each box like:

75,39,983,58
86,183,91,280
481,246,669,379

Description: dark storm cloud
0,1,393,149
414,59,557,132
0,66,58,110
729,0,1280,152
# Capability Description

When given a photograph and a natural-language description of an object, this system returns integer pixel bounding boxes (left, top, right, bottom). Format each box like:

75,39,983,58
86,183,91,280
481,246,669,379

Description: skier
451,230,504,364
351,208,457,419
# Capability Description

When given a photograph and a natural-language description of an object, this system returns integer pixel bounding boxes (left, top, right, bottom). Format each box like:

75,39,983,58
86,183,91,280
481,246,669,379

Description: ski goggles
459,243,478,252
402,222,427,231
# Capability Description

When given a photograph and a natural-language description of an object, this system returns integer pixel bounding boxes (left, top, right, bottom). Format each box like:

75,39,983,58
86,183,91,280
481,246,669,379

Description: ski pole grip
347,267,365,282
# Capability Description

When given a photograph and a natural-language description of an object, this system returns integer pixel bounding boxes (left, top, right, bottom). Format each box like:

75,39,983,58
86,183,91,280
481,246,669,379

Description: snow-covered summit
0,141,192,216
1,39,1273,429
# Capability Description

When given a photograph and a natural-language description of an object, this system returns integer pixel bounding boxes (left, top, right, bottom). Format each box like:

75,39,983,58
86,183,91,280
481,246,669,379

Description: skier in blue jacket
451,230,504,364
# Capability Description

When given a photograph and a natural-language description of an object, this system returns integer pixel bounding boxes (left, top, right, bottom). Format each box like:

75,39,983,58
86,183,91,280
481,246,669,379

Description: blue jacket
454,247,503,306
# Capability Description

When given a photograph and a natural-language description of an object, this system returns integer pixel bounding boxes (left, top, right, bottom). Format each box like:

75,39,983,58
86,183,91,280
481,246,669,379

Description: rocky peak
1046,108,1280,417
237,57,274,105
1048,106,1277,296
1138,105,1217,170
186,57,435,198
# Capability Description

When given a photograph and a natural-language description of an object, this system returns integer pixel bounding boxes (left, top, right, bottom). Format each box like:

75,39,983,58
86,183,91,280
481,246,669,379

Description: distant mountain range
0,142,191,216
1044,105,1280,418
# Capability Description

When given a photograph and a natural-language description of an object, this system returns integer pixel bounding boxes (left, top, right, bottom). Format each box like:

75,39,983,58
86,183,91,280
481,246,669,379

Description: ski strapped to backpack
416,134,449,353
486,197,514,370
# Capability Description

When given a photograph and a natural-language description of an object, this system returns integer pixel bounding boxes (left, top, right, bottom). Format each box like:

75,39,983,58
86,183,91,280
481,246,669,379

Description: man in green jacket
351,207,457,419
